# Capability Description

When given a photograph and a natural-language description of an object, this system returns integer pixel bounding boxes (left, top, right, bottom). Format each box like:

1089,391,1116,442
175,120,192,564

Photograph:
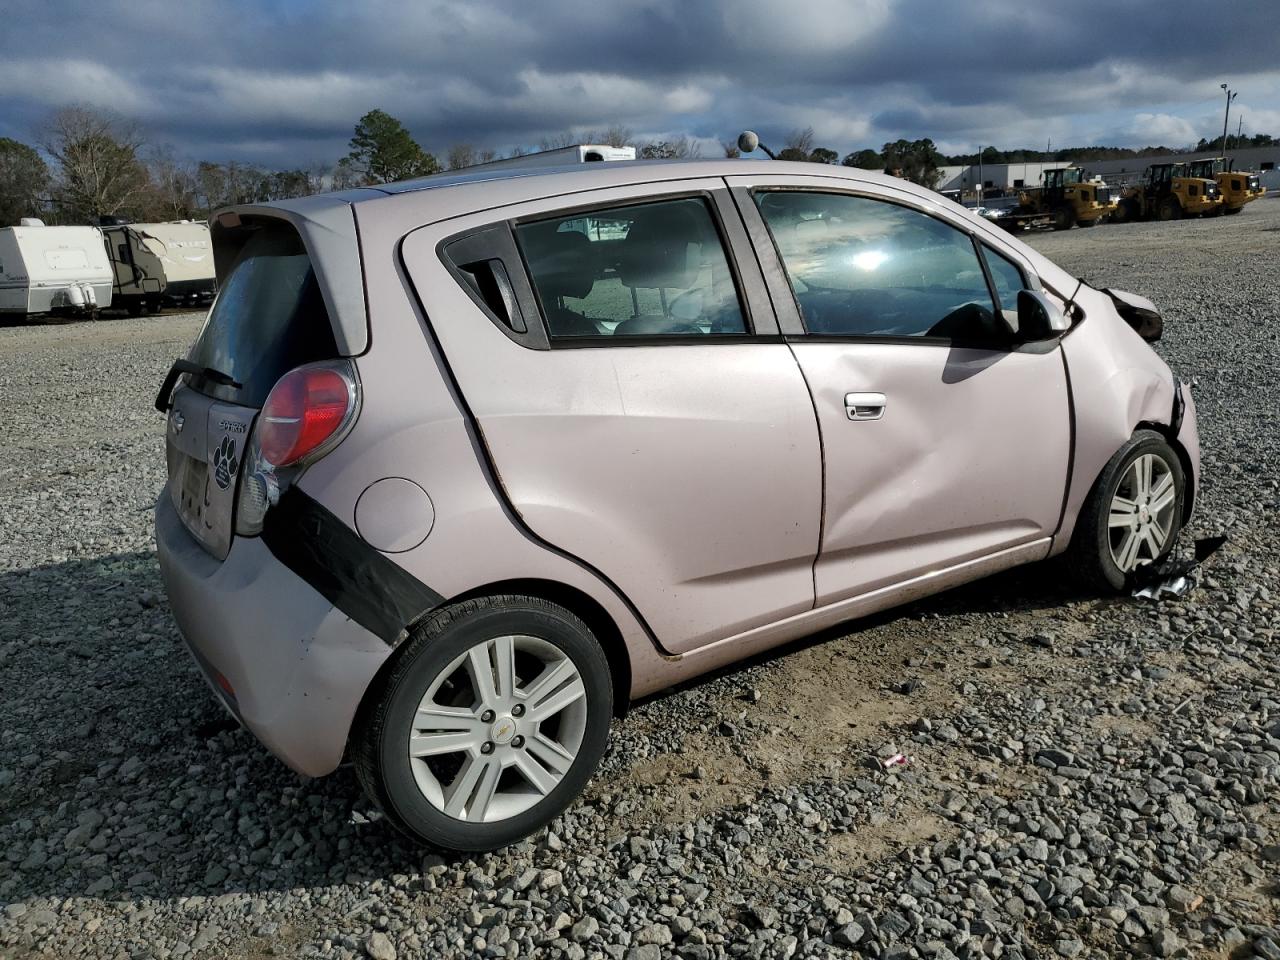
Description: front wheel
1158,197,1181,221
1067,431,1185,592
353,595,613,851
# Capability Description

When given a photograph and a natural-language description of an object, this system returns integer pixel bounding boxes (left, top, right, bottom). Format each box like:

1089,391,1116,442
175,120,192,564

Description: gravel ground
2,201,1278,960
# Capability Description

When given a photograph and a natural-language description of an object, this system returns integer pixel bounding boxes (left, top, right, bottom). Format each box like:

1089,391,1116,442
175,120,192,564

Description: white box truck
0,221,113,318
102,220,216,314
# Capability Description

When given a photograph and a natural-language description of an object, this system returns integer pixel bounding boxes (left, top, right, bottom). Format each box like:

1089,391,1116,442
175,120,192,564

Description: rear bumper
155,491,391,776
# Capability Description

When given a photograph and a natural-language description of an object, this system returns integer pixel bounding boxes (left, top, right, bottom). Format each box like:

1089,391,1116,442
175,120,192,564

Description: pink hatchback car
155,160,1199,850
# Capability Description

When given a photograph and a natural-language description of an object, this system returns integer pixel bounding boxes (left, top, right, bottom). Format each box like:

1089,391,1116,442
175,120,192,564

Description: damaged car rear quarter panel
292,195,671,702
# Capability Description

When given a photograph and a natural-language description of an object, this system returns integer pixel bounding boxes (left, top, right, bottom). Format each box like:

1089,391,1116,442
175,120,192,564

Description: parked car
155,160,1199,851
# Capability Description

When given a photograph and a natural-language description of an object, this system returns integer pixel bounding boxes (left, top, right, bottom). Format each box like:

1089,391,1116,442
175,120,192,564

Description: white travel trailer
102,221,216,314
0,222,113,318
454,144,636,173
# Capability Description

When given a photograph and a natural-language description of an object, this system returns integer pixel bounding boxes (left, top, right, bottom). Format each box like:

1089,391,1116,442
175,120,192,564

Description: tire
1066,430,1185,593
126,301,142,317
1078,218,1097,228
353,595,613,851
1052,206,1075,231
1158,197,1181,221
1224,205,1243,216
1113,200,1137,224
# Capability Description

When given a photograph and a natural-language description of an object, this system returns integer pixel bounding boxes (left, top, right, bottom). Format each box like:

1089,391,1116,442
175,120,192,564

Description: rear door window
187,224,336,407
515,197,748,338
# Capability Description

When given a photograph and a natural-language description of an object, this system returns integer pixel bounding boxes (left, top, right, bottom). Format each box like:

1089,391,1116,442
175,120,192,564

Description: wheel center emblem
490,716,516,745
1139,506,1150,523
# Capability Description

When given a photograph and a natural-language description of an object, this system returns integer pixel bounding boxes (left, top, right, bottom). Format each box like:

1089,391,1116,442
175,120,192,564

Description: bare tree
538,131,578,151
144,145,199,220
582,125,634,148
778,127,816,162
722,140,741,159
331,156,363,190
446,143,478,171
42,106,149,222
637,136,701,160
195,160,272,212
478,148,497,164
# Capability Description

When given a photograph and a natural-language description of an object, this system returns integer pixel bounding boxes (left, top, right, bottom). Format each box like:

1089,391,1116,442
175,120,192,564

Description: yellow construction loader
1111,163,1222,222
1179,158,1265,215
1016,167,1117,229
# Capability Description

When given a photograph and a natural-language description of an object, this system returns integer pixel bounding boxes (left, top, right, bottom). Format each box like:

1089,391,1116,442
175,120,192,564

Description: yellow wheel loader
1016,167,1117,229
1111,163,1222,223
1180,158,1265,215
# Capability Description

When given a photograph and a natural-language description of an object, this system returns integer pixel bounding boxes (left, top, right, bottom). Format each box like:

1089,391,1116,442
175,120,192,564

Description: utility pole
977,145,983,205
1220,84,1237,159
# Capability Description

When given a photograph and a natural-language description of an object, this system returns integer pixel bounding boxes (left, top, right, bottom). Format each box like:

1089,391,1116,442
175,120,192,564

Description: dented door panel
791,341,1071,605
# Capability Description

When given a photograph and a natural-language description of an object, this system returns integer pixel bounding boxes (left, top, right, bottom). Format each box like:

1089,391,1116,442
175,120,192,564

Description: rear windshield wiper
155,359,243,412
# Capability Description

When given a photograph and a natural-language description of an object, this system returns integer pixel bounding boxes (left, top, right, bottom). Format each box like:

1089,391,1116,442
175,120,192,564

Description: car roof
243,159,938,218
368,158,872,196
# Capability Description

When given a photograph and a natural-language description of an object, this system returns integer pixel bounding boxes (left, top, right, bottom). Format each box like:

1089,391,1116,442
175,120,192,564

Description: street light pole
1220,84,1237,158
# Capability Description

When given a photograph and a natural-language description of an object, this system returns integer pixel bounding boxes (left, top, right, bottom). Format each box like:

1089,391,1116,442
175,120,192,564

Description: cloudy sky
2,0,1278,167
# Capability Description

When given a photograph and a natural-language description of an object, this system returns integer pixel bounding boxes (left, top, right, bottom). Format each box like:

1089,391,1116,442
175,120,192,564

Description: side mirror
1016,290,1071,341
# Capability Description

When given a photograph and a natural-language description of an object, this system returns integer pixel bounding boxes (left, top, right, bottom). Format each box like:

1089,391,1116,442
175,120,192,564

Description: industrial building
938,145,1280,196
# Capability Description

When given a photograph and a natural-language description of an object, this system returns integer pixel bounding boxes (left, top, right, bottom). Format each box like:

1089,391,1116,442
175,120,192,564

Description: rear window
515,197,748,338
187,225,336,407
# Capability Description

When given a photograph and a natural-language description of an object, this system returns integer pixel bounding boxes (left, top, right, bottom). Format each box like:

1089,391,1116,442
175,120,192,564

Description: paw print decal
212,435,239,490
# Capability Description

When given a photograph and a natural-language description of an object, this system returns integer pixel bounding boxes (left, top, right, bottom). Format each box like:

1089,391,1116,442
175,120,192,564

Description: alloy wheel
1107,453,1177,572
407,635,588,823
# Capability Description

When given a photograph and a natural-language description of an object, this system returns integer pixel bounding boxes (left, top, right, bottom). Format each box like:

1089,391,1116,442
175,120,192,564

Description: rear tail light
235,360,359,537
258,361,359,468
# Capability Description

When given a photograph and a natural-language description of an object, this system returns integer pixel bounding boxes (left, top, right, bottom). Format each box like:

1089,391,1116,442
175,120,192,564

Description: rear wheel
1052,206,1076,231
1067,430,1184,592
353,595,613,851
1158,197,1181,221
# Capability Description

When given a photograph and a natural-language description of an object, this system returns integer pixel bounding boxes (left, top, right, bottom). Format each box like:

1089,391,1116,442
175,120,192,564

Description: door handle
845,392,886,421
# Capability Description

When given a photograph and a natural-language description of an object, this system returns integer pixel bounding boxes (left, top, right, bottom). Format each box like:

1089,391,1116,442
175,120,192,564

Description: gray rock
635,924,672,946
833,923,864,947
1150,929,1181,958
365,931,396,960
750,906,781,930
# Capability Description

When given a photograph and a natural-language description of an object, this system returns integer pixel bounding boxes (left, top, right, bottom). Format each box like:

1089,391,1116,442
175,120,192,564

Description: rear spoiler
1103,287,1162,343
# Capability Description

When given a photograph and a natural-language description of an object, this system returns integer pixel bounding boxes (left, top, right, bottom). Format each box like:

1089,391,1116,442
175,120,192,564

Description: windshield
187,225,337,407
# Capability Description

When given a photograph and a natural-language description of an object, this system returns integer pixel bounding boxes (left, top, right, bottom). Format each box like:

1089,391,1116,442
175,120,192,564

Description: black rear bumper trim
261,487,443,645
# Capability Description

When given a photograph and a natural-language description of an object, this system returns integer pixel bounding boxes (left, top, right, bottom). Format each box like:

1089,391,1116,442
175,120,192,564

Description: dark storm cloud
2,0,1277,164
